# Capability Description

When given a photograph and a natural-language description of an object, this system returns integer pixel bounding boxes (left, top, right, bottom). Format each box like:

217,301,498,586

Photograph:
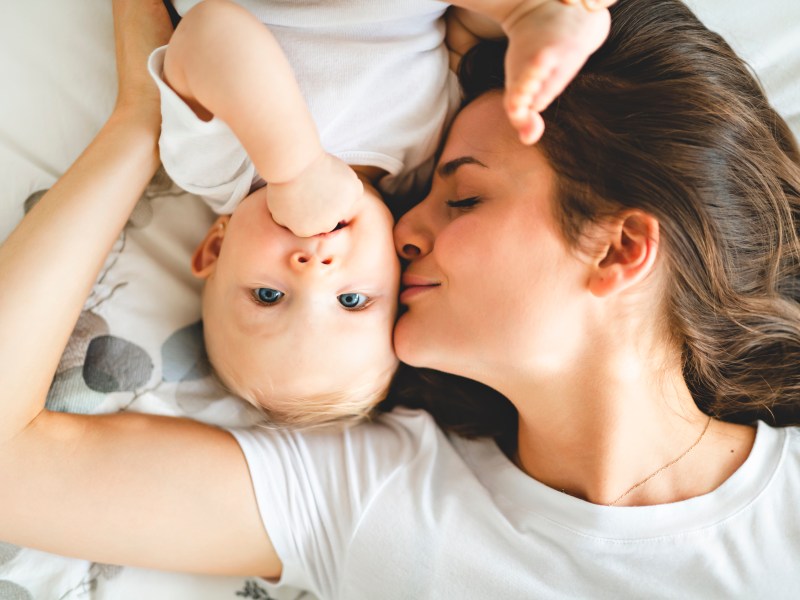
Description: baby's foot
112,0,174,109
504,2,611,144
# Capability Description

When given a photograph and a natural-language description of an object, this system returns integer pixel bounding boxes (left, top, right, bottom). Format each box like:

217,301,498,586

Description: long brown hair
385,0,800,442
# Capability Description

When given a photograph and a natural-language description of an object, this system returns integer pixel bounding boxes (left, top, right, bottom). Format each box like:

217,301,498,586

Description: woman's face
393,92,593,387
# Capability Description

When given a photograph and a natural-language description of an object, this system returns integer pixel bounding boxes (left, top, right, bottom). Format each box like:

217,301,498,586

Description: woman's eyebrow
437,156,488,178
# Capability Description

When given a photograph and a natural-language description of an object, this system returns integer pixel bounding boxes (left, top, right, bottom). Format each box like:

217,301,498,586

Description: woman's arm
0,100,160,444
0,0,280,576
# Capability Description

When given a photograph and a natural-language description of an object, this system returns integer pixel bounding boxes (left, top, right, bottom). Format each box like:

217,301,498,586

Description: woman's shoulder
777,422,800,461
334,407,455,467
228,407,454,478
760,420,800,455
750,421,800,494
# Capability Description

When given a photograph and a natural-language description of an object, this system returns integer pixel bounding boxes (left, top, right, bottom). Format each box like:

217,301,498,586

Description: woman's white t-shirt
229,409,800,598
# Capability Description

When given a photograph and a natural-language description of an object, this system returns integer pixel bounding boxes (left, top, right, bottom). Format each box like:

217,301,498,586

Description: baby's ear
191,216,229,278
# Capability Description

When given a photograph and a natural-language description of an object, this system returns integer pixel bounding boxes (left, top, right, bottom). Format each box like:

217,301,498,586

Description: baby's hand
503,1,612,144
267,153,363,238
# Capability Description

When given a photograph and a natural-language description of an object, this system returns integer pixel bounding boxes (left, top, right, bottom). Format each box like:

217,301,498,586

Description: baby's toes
518,112,545,146
506,82,541,128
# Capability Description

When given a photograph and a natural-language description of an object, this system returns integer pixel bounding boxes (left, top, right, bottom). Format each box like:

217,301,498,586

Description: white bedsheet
0,1,798,598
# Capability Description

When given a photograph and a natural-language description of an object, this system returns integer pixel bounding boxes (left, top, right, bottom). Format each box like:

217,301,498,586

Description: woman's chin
393,316,434,368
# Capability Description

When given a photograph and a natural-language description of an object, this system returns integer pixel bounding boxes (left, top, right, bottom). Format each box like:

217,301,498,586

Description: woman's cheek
434,216,487,275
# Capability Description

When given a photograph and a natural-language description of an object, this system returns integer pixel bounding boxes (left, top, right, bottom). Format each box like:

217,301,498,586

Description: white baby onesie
149,0,461,213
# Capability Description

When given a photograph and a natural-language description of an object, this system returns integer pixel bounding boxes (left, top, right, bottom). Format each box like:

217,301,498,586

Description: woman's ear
191,216,230,278
588,210,659,297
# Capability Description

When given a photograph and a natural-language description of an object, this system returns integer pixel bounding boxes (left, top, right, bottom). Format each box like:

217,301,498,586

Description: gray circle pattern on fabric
0,580,33,600
0,542,20,566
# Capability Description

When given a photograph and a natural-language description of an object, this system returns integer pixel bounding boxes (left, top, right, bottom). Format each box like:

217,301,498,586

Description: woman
1,0,799,598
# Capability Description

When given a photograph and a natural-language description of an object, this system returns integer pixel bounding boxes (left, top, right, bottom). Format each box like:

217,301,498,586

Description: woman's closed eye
253,287,285,305
337,292,373,311
445,196,481,210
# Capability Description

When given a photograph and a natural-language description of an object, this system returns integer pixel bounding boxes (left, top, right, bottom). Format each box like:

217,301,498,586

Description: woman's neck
503,354,755,507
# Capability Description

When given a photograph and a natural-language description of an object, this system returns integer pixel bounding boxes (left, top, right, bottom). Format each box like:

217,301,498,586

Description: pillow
684,0,800,136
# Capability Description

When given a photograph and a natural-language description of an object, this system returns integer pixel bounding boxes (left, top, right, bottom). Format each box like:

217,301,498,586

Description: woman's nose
394,202,434,261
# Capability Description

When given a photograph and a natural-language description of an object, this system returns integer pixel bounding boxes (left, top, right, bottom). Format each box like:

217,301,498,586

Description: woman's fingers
112,0,174,107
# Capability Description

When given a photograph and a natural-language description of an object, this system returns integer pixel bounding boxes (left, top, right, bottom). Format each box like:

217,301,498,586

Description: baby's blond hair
213,361,397,430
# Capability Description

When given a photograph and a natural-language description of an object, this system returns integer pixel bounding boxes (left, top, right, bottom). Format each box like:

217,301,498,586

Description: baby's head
192,183,400,428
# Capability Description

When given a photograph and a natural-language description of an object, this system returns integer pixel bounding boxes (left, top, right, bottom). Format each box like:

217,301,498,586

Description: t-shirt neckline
456,420,786,541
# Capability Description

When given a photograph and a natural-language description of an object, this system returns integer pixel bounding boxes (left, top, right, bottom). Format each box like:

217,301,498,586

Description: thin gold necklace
607,415,713,506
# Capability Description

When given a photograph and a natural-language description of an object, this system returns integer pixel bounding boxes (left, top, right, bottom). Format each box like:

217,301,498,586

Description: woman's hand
112,0,173,117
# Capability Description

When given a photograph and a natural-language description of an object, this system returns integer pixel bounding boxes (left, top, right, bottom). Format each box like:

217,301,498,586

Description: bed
0,1,798,598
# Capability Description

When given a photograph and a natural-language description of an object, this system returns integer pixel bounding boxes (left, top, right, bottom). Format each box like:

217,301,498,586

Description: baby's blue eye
254,288,284,305
337,293,369,310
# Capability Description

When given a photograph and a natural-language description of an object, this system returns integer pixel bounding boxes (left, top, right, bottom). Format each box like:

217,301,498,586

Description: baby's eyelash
446,196,481,209
342,297,376,312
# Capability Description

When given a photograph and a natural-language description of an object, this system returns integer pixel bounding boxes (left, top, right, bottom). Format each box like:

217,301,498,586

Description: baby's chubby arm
163,0,362,237
448,0,615,144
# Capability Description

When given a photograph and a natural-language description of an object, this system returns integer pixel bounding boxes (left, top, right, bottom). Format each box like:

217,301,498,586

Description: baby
148,0,613,427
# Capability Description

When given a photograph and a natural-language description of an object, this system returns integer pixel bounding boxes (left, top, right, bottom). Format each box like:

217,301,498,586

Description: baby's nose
289,250,335,269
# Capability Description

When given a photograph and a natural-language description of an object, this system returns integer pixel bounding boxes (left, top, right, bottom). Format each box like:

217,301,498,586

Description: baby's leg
504,2,612,144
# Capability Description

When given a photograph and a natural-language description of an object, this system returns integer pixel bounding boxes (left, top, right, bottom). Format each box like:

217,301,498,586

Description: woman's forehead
440,92,550,179
443,92,527,163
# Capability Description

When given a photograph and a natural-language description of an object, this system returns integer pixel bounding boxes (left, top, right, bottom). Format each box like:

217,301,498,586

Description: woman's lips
400,275,440,303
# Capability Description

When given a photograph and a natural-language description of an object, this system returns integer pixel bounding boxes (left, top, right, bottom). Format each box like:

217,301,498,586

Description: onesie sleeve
227,409,437,598
147,46,259,214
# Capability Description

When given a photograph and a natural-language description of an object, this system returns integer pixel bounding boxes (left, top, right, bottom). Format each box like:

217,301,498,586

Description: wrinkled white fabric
231,412,800,599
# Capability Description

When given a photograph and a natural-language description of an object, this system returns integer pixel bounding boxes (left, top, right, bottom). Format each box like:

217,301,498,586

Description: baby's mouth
314,220,349,238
